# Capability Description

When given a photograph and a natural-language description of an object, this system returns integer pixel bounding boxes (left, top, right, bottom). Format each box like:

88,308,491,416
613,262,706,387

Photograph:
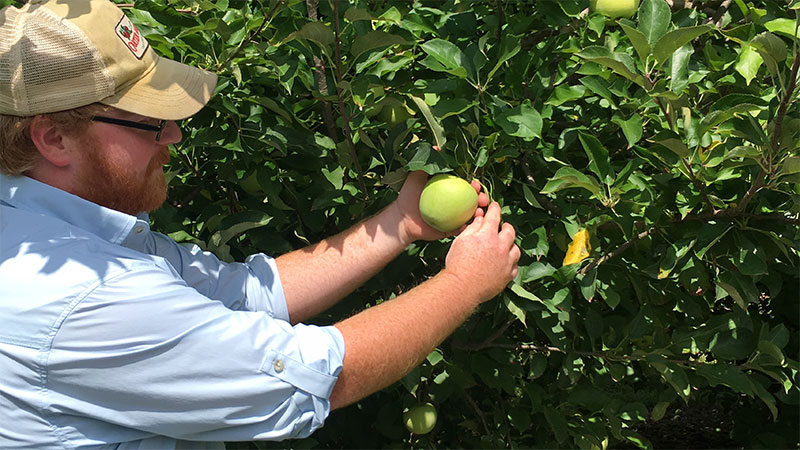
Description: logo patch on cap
115,14,149,60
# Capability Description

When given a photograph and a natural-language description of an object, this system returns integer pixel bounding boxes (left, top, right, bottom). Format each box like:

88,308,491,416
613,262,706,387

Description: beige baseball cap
0,0,217,119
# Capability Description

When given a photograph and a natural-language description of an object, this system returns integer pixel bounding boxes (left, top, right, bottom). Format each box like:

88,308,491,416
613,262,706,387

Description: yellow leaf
563,228,591,266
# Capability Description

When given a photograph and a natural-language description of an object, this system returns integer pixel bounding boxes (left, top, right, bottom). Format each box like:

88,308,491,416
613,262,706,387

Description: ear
28,115,74,167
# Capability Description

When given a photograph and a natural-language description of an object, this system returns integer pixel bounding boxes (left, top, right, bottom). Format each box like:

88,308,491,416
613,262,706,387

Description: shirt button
133,225,145,234
273,359,285,373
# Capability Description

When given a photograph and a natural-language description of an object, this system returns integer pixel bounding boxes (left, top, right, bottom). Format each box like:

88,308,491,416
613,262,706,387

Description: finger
470,179,482,193
510,244,521,263
499,222,516,245
473,206,485,219
480,202,502,232
477,191,489,208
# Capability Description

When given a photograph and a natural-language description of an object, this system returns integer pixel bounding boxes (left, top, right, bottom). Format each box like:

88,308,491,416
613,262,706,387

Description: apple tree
5,0,796,447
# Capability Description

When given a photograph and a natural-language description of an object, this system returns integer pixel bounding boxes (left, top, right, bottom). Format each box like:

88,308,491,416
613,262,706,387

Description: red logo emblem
115,15,149,59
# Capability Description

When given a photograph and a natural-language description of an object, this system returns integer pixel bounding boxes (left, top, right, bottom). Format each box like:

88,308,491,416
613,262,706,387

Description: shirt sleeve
44,261,345,443
144,231,290,321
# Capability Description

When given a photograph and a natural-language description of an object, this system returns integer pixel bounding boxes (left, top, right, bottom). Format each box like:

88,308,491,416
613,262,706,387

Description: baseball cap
0,0,218,120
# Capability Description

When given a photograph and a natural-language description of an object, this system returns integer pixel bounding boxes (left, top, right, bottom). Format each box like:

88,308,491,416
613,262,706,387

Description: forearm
275,203,409,324
329,270,479,410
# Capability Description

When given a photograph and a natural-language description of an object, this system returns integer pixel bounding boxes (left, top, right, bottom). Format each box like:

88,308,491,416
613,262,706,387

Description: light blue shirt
0,174,345,449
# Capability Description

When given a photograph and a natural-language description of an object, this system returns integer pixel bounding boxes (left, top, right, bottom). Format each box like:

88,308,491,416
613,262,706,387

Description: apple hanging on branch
590,0,640,18
403,402,438,435
419,174,479,233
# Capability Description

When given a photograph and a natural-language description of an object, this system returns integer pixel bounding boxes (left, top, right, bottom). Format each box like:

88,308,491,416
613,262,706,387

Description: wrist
383,201,415,246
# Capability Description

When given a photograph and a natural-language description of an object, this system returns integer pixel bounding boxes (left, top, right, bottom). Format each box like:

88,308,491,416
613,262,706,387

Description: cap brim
100,54,217,120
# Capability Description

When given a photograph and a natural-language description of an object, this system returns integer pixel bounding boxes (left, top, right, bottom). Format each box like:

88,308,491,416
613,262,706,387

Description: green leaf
612,114,643,147
343,6,374,22
577,46,645,87
700,94,769,134
209,211,273,248
780,156,800,176
580,76,618,108
670,43,692,93
620,22,652,61
764,18,800,38
405,142,449,174
653,25,715,66
578,131,612,184
350,31,409,61
495,100,543,141
651,361,692,401
504,293,528,325
432,98,477,120
716,270,759,310
420,38,468,78
751,32,788,81
648,130,690,158
638,0,672,45
757,340,786,365
547,84,587,106
543,407,569,443
487,36,521,83
283,22,334,56
651,401,670,421
409,95,447,151
510,282,544,304
541,166,605,200
695,364,754,395
735,43,763,85
749,378,779,421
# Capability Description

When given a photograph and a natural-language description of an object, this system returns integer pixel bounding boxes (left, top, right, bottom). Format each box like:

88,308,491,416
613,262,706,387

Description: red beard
74,139,170,215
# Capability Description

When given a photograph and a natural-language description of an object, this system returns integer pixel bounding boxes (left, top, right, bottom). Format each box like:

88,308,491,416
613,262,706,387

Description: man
0,0,520,448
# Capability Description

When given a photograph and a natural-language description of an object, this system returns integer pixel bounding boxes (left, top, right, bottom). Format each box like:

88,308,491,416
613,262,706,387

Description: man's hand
392,171,489,244
443,201,520,303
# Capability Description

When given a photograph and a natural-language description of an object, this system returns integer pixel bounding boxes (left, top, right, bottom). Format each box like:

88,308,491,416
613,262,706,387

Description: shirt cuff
244,253,290,322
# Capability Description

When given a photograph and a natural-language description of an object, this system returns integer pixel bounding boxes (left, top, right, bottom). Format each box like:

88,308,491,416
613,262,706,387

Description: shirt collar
0,174,148,245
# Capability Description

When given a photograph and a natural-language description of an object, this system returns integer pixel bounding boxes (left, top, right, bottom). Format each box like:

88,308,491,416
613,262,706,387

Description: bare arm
275,172,486,324
329,202,520,409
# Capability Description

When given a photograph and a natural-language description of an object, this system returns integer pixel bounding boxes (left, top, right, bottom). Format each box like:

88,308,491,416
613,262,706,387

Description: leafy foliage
14,0,800,447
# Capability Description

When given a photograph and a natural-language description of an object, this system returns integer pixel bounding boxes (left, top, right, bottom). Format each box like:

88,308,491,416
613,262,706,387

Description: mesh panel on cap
0,4,114,115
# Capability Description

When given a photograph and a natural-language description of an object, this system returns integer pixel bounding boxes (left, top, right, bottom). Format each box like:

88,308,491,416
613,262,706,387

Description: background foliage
7,0,799,447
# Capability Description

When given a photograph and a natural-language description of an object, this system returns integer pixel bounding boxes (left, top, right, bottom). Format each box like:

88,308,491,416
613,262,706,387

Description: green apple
419,174,479,233
403,402,437,435
590,0,640,18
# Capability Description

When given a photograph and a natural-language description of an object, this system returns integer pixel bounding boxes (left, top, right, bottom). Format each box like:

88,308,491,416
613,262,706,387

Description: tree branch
709,0,733,27
579,226,657,276
332,1,368,198
771,49,800,155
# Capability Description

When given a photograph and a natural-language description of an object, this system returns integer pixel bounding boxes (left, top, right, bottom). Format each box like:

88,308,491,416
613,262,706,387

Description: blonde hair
0,104,107,175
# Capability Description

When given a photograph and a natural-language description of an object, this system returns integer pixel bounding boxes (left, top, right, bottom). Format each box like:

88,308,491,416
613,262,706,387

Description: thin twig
770,49,800,155
520,159,561,216
306,0,338,141
216,0,283,71
736,49,800,214
453,318,516,352
579,226,657,275
462,389,490,437
332,1,368,199
505,344,715,368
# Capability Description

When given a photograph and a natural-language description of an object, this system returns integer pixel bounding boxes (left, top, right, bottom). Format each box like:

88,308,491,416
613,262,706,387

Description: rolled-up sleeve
145,232,290,321
44,261,344,442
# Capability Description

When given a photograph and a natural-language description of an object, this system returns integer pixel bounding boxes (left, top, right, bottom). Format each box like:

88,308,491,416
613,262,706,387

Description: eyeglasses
90,115,168,142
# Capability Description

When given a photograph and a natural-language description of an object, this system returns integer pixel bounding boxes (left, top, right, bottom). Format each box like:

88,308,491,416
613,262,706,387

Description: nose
159,120,183,145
